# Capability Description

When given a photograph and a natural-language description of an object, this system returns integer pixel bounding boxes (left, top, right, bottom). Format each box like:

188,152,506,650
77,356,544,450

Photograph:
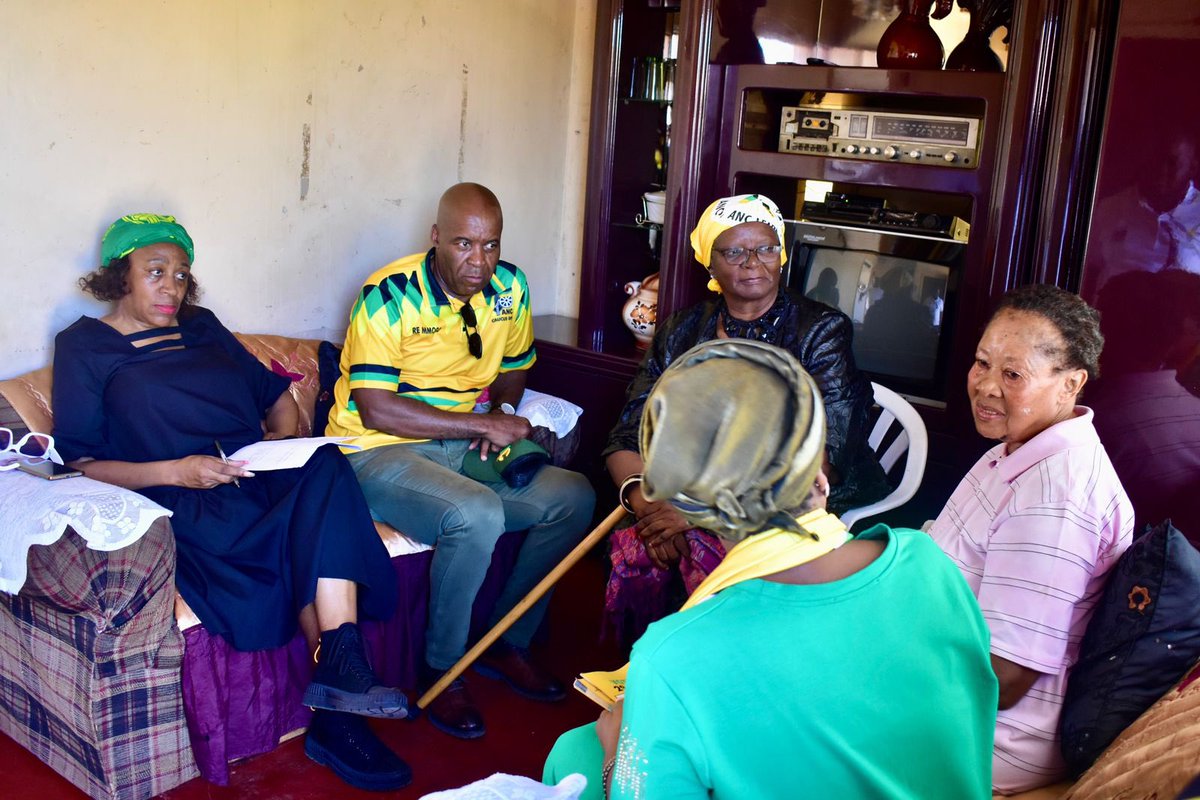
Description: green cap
461,438,550,488
100,213,195,267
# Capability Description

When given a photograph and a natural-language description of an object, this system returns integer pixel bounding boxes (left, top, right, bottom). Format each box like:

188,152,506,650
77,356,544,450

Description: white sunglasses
0,427,64,470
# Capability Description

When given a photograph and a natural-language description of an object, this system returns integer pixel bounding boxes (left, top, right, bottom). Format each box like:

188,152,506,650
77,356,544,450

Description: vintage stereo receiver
779,105,982,168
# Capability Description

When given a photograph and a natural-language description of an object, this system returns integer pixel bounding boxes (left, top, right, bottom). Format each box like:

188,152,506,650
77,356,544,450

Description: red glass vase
876,0,953,70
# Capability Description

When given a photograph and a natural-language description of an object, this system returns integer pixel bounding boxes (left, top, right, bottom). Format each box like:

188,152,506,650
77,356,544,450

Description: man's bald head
430,183,504,300
436,183,503,231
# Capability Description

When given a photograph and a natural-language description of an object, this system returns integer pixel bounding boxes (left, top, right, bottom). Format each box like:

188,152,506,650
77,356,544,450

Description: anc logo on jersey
493,292,515,320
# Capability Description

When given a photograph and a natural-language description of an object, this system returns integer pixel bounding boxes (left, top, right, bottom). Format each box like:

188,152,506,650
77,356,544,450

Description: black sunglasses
460,303,483,359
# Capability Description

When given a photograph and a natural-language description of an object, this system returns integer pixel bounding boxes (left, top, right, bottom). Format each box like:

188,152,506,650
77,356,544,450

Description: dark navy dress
51,307,396,651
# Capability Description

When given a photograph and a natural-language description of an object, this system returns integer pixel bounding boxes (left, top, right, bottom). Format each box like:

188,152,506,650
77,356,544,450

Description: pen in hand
214,440,241,488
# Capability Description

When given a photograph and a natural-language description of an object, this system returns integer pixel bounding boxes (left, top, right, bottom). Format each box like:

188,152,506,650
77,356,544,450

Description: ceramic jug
621,272,660,349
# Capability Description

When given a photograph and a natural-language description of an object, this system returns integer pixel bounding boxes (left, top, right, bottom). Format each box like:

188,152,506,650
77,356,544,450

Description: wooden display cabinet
530,0,716,492
536,0,1130,521
714,65,1005,437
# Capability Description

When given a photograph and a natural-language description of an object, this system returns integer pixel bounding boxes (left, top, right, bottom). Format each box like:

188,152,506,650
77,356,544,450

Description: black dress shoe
474,640,567,702
305,710,412,791
424,676,486,739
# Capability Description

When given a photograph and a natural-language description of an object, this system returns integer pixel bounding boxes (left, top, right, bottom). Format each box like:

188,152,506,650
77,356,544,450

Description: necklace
719,293,788,343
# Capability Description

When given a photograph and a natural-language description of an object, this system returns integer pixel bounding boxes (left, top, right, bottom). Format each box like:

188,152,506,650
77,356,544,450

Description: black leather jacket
603,290,890,515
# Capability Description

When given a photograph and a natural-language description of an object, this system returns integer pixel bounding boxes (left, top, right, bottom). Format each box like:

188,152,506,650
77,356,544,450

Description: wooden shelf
725,150,989,196
727,63,1006,99
718,63,1006,201
619,98,673,107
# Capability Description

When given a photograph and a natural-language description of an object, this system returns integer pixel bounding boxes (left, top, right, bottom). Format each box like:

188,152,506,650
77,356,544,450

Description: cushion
232,332,322,436
0,389,31,437
1064,658,1200,799
0,365,53,434
1060,519,1200,774
313,340,342,437
531,419,581,468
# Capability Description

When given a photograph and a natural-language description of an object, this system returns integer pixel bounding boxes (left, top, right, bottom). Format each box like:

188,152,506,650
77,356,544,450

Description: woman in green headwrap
52,214,412,791
602,193,889,642
546,338,997,799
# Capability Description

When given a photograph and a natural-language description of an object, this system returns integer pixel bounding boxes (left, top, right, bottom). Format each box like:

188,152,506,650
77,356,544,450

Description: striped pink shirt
930,407,1133,793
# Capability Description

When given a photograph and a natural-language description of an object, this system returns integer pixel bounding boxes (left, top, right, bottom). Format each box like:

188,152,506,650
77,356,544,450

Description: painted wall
0,0,595,376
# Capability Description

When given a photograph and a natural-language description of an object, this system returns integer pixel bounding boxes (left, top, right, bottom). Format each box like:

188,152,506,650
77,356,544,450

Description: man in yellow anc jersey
329,183,595,739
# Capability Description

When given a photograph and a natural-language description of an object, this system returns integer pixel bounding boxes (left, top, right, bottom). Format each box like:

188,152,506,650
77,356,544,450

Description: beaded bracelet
618,473,644,513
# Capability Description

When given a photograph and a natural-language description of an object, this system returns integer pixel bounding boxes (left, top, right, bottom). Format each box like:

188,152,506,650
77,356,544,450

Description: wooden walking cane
417,504,626,709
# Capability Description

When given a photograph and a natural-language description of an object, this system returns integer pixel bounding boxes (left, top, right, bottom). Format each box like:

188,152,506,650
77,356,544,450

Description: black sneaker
305,710,412,791
303,622,408,718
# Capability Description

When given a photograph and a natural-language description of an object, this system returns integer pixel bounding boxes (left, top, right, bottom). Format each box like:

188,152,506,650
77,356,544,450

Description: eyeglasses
460,303,483,360
713,244,783,266
0,427,60,471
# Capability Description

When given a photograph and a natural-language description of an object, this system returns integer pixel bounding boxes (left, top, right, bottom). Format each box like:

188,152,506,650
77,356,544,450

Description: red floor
0,552,622,800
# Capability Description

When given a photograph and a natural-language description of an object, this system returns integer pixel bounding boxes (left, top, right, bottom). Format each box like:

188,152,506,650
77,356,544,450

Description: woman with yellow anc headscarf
545,338,998,800
601,194,890,645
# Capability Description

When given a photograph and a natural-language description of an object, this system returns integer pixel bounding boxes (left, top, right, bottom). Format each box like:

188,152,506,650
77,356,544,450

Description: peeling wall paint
458,64,469,182
0,0,595,375
300,123,312,200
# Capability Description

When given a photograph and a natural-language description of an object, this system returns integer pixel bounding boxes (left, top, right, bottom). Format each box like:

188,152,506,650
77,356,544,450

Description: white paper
227,437,360,471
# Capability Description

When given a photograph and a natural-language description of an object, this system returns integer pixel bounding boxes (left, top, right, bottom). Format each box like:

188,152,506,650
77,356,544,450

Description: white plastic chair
840,382,929,529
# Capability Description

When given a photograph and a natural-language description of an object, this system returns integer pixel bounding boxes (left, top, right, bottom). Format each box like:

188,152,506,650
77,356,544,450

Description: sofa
5,332,1197,800
1003,654,1200,799
0,332,545,800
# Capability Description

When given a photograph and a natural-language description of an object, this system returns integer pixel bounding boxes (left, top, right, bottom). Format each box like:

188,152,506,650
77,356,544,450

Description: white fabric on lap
420,772,586,799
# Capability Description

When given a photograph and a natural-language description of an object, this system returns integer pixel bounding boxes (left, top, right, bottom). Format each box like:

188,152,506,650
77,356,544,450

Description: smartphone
16,460,83,480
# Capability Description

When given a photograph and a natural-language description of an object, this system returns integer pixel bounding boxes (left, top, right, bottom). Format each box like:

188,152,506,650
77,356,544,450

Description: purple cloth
179,533,522,785
181,627,312,785
603,525,725,644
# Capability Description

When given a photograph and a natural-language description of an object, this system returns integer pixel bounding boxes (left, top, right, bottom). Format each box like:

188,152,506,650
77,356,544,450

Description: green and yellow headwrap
689,194,788,292
640,338,825,542
100,213,194,267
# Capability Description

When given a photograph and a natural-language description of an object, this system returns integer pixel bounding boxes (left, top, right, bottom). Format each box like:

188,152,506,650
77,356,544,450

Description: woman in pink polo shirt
928,284,1134,794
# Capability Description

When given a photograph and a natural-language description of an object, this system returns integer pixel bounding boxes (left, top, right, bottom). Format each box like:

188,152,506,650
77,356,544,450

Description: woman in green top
545,339,997,799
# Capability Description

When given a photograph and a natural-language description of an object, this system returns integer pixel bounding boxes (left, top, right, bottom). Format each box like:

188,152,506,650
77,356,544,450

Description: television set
784,219,962,405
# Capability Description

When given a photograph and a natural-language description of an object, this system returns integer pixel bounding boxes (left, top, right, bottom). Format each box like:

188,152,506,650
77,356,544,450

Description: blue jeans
348,439,595,670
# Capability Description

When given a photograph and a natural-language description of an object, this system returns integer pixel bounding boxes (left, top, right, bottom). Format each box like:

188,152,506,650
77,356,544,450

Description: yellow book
572,665,628,711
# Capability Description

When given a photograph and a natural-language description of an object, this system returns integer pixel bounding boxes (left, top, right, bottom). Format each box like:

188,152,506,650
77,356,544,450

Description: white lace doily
0,471,171,594
516,389,584,438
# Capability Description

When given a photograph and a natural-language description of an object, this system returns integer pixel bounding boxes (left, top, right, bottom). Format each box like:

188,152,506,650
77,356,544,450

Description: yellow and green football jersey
328,249,536,449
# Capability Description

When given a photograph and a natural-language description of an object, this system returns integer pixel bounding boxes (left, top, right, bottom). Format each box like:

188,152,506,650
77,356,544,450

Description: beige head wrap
639,338,825,542
689,194,789,292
